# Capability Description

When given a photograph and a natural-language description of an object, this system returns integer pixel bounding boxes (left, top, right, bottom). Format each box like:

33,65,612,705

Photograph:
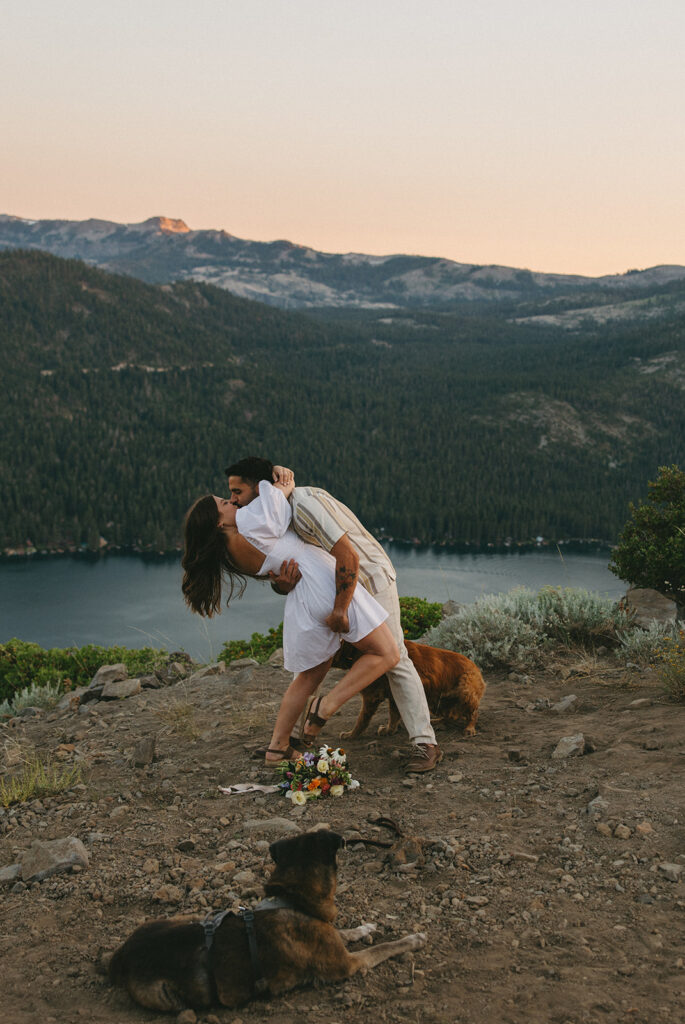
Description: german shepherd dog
333,639,486,739
108,831,426,1012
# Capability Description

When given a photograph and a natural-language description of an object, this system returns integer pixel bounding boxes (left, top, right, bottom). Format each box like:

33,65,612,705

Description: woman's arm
224,531,266,576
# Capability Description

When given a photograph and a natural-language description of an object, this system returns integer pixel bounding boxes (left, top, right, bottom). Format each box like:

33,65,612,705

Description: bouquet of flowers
276,745,360,804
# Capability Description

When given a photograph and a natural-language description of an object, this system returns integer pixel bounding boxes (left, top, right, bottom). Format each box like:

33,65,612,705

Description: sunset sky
3,0,684,276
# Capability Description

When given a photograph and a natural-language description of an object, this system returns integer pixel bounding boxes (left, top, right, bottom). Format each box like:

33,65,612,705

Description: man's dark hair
224,456,274,484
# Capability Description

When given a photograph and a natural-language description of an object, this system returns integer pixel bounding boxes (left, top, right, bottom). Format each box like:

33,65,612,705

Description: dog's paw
377,724,389,736
464,726,476,736
408,931,428,949
339,729,352,740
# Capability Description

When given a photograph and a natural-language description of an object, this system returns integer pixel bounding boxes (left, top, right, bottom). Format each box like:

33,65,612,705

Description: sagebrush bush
423,587,633,670
424,599,546,670
615,621,678,665
10,680,63,712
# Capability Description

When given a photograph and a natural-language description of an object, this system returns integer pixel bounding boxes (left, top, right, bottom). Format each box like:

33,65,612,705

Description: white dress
235,481,388,673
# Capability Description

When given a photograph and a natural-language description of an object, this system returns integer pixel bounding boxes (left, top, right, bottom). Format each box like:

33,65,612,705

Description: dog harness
202,896,294,996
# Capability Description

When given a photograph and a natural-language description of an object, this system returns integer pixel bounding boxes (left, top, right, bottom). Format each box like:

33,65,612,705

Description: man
225,456,442,773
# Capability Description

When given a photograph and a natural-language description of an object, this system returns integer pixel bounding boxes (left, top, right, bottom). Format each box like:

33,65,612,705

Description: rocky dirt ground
1,649,684,1024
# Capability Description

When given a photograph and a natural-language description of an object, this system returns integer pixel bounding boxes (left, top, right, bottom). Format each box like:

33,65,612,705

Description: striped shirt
290,486,396,596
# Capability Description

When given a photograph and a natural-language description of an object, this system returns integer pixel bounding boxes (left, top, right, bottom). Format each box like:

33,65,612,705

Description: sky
2,0,684,276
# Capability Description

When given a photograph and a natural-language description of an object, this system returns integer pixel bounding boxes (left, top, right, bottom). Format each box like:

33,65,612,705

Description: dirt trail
1,652,684,1024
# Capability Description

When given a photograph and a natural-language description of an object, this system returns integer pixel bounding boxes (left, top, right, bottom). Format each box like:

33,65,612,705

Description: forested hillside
1,249,684,552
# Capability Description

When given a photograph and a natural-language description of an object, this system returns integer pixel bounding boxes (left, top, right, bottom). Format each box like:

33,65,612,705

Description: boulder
132,735,156,766
624,588,677,629
551,733,586,759
188,662,226,683
21,837,89,882
89,663,128,689
0,863,21,885
101,678,142,700
267,648,285,668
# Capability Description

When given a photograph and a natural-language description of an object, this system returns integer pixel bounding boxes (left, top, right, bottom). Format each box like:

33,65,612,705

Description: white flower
348,778,360,790
330,785,344,797
290,790,307,805
316,758,330,774
331,748,347,764
318,745,330,757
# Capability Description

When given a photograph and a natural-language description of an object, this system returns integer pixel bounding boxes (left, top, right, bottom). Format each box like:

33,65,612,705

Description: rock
267,648,285,668
133,735,156,766
636,821,654,836
56,687,89,711
101,678,142,700
658,862,683,882
154,884,183,903
624,587,677,628
448,773,463,783
551,695,578,714
188,662,226,683
232,869,255,885
229,667,256,687
242,818,300,835
0,863,22,885
21,837,89,882
177,839,196,852
587,796,609,818
551,734,586,759
628,698,652,709
139,674,163,689
596,823,612,837
507,748,523,762
142,859,159,874
154,662,189,686
228,658,259,669
466,895,489,906
441,600,462,618
176,1010,197,1024
643,738,662,751
90,664,128,688
613,824,632,840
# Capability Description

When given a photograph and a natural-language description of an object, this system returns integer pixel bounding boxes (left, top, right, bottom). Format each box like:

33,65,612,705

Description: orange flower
308,778,322,791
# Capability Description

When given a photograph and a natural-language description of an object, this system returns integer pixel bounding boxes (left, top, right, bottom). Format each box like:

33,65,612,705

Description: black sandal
264,745,302,766
250,735,302,760
303,696,328,746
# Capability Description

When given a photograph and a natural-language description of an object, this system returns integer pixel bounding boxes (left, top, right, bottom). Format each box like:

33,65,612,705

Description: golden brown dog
333,639,485,739
108,830,426,1012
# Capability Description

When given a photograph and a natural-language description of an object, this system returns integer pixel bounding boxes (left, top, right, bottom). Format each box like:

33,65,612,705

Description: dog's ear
269,831,344,867
306,830,344,865
269,835,298,866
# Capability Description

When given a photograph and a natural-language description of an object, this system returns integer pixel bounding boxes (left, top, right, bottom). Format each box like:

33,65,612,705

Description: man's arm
268,558,301,595
324,534,360,633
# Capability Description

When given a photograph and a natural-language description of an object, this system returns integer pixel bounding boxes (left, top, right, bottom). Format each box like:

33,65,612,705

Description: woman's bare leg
264,658,334,763
304,623,399,741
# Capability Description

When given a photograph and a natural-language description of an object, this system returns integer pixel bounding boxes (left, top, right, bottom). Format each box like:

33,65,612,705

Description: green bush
0,639,167,703
220,624,284,665
615,621,678,665
398,596,443,640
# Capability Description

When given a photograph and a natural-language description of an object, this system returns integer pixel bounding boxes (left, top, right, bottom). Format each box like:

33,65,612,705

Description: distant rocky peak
140,216,190,234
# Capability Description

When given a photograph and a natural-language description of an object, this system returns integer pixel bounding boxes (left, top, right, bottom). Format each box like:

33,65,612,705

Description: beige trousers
372,582,436,747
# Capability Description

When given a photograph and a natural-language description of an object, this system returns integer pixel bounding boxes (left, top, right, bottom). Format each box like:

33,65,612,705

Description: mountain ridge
2,213,684,309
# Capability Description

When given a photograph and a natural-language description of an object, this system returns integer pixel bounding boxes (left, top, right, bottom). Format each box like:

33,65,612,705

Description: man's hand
325,608,350,633
272,465,294,487
268,559,301,595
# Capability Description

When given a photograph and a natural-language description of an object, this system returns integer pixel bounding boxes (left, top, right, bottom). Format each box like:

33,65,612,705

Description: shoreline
1,535,615,564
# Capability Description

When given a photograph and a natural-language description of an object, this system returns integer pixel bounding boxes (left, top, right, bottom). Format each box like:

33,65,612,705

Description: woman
182,478,399,764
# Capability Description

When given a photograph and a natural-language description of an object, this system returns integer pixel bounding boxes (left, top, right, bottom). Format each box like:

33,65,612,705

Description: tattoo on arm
335,564,358,595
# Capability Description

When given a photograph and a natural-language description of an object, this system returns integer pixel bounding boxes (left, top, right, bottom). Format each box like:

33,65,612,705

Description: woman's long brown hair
181,495,247,616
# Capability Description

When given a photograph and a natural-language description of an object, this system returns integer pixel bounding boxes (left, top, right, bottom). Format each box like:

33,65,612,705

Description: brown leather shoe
405,743,443,773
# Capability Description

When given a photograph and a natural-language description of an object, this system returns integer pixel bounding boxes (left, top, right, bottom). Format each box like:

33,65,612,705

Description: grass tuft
0,754,81,807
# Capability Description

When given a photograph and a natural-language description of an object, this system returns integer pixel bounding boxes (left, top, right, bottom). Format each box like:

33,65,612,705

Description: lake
0,545,624,662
